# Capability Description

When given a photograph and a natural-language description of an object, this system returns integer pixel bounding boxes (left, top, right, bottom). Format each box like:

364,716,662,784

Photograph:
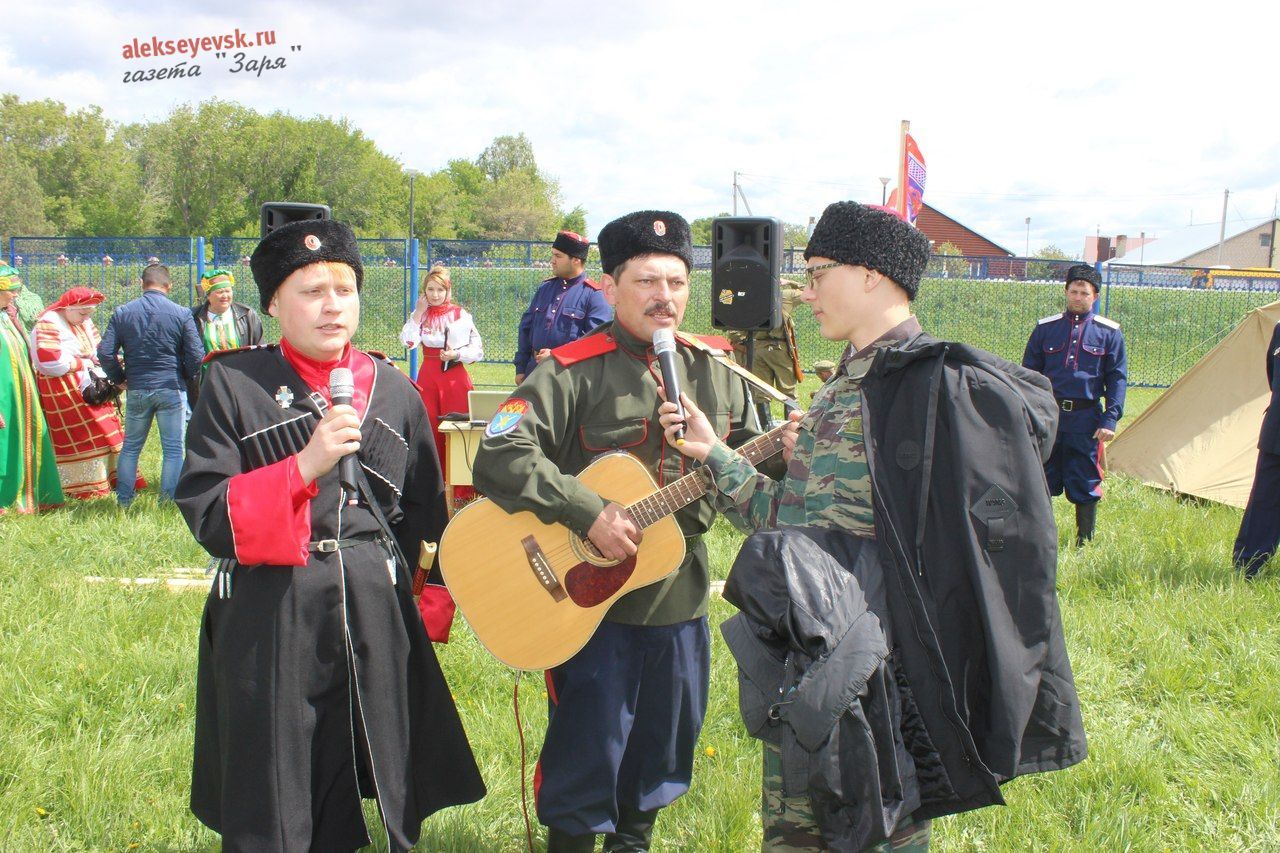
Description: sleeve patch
485,398,530,437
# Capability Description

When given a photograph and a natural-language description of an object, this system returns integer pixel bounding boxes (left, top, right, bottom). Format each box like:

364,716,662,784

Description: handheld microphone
652,328,685,443
329,367,360,495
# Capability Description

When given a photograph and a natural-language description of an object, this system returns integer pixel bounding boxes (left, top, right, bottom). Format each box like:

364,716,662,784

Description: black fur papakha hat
598,210,693,275
552,230,591,261
1064,263,1101,293
250,220,364,311
804,202,931,299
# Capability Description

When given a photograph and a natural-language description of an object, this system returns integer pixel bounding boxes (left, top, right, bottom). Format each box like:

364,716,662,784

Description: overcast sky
4,0,1278,254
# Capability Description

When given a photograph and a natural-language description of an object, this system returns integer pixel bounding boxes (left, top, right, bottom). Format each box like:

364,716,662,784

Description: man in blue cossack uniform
514,230,613,383
1023,263,1127,545
1232,321,1280,579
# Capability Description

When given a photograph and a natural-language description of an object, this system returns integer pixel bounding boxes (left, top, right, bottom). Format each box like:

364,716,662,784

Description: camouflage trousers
761,741,931,852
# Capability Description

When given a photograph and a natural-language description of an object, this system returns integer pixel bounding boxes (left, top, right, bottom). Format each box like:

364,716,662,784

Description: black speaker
260,202,331,238
711,217,782,330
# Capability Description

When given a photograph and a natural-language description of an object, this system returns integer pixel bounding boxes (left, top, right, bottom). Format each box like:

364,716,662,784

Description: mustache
645,302,677,316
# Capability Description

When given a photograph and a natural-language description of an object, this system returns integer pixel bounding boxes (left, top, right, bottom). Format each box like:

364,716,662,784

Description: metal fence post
7,236,14,266
195,237,206,306
1097,260,1110,316
409,238,420,381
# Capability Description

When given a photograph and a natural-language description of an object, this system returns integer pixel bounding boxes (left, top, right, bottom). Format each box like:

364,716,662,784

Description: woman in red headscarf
30,287,142,499
399,265,483,502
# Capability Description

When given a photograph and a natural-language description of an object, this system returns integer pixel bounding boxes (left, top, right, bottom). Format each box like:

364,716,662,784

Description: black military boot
547,827,597,853
602,807,659,852
1075,502,1097,547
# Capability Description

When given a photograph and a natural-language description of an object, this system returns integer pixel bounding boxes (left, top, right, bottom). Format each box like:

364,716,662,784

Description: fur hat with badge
1064,263,1101,293
250,220,364,311
597,210,693,275
804,201,931,299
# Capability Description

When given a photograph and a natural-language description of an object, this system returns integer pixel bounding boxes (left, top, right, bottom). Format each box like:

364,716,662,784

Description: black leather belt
1056,398,1095,412
309,532,383,553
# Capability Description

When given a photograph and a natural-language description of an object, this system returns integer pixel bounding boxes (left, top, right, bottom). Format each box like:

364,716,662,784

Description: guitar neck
626,423,788,529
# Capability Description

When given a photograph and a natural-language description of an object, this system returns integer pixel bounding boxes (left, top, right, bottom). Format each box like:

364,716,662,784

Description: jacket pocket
579,418,648,452
555,306,587,339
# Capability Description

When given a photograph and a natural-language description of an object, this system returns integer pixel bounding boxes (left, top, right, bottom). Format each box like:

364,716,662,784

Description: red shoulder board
202,343,275,365
676,332,733,353
552,333,617,367
582,278,602,291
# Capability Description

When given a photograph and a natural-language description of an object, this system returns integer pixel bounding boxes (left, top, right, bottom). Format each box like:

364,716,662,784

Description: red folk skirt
414,347,474,502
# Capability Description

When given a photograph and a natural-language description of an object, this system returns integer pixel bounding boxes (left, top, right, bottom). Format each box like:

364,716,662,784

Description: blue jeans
117,388,188,506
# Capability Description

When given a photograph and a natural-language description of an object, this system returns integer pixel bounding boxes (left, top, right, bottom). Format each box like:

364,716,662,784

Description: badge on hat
653,220,666,236
304,234,321,251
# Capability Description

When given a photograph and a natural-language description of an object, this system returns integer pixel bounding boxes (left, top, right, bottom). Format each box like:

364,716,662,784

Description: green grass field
4,378,1279,850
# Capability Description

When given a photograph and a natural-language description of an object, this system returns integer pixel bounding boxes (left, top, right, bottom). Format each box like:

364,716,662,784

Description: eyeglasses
803,262,843,286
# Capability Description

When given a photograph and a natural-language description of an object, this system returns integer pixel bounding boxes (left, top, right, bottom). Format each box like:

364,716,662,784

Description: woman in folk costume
30,286,142,499
175,221,483,851
398,264,483,501
187,268,265,403
0,267,64,514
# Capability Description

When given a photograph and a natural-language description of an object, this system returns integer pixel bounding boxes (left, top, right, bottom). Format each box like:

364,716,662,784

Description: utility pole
1025,217,1031,257
879,177,889,205
1217,188,1229,265
732,171,739,216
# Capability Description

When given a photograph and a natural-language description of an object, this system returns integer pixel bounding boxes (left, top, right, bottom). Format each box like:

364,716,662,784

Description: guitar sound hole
571,535,618,567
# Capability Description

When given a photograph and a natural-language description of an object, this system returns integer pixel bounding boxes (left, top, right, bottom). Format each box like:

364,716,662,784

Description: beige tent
1108,301,1280,508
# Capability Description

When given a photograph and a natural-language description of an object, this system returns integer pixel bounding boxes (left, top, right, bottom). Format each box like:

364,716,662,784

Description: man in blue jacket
1022,264,1128,545
1232,321,1280,578
97,263,204,507
514,230,612,383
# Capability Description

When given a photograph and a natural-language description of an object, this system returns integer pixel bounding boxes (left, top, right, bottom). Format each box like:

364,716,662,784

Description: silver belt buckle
1061,400,1074,412
315,539,339,553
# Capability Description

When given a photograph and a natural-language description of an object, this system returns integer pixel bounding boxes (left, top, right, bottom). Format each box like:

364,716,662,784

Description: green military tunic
473,320,763,626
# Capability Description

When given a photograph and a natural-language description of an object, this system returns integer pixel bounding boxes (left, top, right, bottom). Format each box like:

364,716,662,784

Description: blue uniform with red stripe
514,273,612,377
1233,322,1280,576
1022,308,1128,504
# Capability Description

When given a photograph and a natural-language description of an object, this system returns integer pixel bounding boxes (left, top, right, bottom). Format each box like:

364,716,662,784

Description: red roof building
916,203,1013,257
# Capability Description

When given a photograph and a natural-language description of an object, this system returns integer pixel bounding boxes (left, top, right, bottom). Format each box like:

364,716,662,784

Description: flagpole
897,120,910,219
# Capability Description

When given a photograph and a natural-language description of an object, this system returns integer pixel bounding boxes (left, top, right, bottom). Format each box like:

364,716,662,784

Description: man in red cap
514,229,612,383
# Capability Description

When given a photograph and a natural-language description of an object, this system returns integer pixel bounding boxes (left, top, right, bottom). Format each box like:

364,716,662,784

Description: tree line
0,94,582,243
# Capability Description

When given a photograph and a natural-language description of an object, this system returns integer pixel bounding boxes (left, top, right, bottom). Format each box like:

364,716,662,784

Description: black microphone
652,328,685,443
329,367,360,495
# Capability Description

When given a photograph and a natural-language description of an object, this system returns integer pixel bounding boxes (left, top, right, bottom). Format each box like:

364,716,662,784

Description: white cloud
3,0,1278,255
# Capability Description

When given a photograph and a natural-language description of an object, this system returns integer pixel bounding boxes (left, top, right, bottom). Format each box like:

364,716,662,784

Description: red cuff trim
227,456,317,566
417,584,457,643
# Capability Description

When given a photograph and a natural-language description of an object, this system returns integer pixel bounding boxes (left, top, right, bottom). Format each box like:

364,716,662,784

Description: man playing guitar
474,210,793,852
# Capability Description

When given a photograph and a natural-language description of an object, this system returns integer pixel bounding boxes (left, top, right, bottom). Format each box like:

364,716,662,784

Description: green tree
475,169,561,240
689,213,731,245
0,142,54,239
1027,244,1077,281
560,206,587,236
0,95,149,234
936,241,969,278
476,133,537,181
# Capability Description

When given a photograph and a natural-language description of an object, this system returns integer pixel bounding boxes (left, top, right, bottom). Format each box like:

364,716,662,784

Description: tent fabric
1107,301,1280,508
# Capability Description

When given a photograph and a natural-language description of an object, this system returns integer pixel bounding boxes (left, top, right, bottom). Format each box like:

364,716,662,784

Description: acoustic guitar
438,424,788,670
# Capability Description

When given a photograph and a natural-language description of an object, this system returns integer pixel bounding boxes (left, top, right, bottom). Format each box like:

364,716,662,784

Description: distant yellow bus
1190,267,1280,289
